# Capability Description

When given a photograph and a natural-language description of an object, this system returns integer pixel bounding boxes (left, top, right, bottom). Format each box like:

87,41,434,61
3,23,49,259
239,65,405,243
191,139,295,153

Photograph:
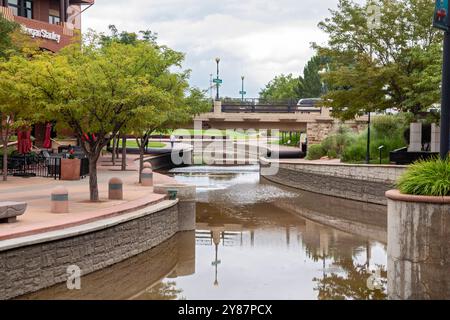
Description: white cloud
82,0,341,97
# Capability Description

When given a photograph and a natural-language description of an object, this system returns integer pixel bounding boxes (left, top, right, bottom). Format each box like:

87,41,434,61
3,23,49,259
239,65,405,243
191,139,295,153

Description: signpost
433,0,450,158
213,78,223,84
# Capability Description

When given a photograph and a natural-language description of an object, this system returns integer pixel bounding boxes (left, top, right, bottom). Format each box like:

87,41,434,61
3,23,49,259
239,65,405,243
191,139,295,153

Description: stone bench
0,202,27,223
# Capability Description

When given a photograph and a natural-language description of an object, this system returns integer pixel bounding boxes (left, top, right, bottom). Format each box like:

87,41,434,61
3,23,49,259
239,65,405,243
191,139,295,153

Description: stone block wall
0,204,180,300
261,162,406,205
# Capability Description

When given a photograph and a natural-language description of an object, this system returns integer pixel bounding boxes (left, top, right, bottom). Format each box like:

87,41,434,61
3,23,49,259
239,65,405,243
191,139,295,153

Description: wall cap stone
386,189,450,204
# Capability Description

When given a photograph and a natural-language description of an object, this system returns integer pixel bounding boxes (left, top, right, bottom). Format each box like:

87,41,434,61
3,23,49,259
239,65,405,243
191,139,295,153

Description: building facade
0,0,94,52
1,0,94,147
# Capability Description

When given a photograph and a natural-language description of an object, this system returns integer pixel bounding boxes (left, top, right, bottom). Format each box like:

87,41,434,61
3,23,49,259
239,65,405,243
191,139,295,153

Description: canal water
23,165,388,300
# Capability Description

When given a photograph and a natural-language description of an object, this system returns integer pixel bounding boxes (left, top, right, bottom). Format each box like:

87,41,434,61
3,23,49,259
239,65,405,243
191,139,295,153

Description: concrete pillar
154,184,196,231
141,168,153,186
51,186,69,214
214,100,222,114
408,122,422,152
387,192,450,299
108,177,123,200
431,123,441,153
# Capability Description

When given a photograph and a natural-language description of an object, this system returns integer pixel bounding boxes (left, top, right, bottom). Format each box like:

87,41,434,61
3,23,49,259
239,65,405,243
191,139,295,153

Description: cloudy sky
82,0,343,98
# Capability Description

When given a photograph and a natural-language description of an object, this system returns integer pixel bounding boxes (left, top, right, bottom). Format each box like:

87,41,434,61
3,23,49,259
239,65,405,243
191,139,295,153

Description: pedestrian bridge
194,99,368,145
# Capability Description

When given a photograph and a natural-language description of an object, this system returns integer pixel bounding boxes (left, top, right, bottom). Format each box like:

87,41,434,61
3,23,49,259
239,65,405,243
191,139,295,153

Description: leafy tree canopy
316,0,443,120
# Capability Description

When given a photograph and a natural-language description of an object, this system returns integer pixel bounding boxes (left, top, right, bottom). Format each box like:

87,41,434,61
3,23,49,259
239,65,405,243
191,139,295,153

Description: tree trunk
2,140,8,182
116,137,120,159
121,136,127,171
111,136,116,165
88,154,99,202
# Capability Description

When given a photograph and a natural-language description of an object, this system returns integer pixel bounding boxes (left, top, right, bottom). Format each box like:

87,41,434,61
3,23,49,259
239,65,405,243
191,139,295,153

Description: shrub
327,150,338,159
397,157,450,196
306,144,326,160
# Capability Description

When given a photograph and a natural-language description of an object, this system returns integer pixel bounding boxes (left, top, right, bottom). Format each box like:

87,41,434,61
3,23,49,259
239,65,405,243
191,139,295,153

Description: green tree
0,14,39,181
259,74,300,101
316,0,442,120
21,36,198,201
0,57,40,181
0,14,19,59
100,27,210,178
298,55,326,98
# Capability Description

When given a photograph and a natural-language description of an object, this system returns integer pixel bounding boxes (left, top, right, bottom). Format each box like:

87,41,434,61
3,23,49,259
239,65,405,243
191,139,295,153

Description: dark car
296,98,322,112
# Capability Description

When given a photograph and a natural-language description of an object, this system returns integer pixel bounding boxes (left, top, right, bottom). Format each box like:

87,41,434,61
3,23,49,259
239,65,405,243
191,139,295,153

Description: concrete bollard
141,168,153,186
51,186,69,214
108,177,123,200
143,162,152,169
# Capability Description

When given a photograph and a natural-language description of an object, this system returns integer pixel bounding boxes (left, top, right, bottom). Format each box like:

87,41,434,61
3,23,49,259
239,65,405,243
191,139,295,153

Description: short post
378,145,384,165
143,162,152,169
51,186,69,214
141,168,153,186
108,177,123,200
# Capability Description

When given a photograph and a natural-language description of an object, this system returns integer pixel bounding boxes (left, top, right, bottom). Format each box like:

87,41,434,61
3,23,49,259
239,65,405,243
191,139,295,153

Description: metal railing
220,98,321,114
3,154,89,180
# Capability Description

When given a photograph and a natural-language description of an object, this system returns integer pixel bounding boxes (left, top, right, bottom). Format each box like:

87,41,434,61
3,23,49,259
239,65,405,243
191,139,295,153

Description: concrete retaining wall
386,190,450,300
261,159,407,205
0,199,193,300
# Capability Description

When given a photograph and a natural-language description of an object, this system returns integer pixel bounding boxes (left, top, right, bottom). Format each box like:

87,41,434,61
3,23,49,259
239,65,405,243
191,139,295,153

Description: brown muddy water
23,165,388,300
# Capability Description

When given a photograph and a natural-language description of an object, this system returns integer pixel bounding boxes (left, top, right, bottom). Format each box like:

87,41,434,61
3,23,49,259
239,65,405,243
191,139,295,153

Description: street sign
239,91,247,95
433,0,449,31
213,78,223,84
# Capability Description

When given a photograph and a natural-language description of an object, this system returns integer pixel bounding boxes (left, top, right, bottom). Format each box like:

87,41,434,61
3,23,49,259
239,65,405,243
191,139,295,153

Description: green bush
306,144,326,160
327,150,338,159
397,157,450,196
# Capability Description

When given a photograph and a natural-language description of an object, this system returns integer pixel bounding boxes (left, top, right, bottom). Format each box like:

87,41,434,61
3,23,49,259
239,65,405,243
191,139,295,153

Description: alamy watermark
66,265,81,290
170,120,282,176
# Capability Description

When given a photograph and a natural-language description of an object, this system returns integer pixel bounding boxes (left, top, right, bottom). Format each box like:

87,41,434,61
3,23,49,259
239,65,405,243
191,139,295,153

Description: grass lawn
117,140,166,149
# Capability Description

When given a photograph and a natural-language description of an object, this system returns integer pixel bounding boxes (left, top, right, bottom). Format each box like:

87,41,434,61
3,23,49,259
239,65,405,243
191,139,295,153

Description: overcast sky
82,0,343,98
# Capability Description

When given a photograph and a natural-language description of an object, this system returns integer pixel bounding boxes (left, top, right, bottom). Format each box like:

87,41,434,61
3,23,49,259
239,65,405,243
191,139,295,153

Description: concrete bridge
194,99,369,145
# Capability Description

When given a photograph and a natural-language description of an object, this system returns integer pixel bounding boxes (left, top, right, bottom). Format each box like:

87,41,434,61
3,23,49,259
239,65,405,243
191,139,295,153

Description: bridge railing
220,98,322,114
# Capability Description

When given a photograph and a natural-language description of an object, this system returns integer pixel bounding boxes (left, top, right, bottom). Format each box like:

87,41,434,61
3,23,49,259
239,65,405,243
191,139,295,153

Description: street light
366,111,371,164
215,57,221,101
240,76,246,101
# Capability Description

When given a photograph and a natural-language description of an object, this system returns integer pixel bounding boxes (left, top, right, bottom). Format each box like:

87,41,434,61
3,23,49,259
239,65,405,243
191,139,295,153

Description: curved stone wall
0,198,193,300
261,159,406,205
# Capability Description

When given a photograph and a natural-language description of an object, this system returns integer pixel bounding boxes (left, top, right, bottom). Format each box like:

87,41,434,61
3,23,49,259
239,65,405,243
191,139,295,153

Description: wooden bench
0,202,27,223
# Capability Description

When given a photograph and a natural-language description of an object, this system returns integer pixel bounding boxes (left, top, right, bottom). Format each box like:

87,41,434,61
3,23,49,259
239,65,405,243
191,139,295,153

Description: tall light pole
433,1,450,159
215,57,221,101
240,76,246,101
440,30,450,159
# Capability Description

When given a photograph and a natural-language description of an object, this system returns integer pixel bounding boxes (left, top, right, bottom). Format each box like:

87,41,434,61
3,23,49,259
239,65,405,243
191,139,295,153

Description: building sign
21,25,61,44
433,0,449,31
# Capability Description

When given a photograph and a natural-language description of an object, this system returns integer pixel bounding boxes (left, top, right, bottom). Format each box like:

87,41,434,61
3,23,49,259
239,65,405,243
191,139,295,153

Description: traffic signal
433,0,449,31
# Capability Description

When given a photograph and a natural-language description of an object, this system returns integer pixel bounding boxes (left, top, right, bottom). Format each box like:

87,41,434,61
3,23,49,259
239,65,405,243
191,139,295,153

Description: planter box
386,190,450,300
60,158,81,181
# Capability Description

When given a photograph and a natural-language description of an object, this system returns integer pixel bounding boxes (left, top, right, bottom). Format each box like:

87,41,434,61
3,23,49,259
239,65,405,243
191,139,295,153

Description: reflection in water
25,166,388,300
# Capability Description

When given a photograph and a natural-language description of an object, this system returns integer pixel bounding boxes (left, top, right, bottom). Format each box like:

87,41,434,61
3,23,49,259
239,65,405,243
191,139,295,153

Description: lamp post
215,57,221,101
240,76,245,101
440,30,450,159
366,112,371,164
433,0,450,158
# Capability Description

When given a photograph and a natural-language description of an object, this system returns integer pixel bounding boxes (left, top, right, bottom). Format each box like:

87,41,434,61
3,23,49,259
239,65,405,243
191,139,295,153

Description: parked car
296,98,323,112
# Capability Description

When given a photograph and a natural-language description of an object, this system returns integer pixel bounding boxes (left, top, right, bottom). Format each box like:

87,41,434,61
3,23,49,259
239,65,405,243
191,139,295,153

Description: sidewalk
0,154,176,240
